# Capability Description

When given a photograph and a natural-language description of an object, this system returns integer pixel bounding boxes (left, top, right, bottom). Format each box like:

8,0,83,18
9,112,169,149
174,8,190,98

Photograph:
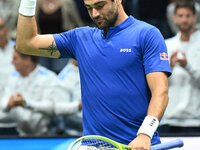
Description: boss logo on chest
120,48,132,52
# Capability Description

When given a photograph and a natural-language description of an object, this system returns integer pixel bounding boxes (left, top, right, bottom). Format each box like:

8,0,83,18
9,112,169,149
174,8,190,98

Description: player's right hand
129,134,151,150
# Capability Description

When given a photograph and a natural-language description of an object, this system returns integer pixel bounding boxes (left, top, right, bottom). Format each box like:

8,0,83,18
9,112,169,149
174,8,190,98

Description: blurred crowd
0,0,200,137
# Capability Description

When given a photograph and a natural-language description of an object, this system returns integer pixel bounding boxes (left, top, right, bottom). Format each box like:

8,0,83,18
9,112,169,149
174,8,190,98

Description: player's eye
86,6,92,11
95,4,105,10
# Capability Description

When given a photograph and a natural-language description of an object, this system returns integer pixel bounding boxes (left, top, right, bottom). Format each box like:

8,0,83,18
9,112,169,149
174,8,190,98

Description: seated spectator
52,59,82,136
0,15,15,98
0,0,21,40
0,15,16,136
167,0,200,35
159,0,200,133
0,47,58,136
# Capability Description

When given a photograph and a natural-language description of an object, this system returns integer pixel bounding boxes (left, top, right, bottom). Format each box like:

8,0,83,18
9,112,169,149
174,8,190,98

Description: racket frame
67,135,131,150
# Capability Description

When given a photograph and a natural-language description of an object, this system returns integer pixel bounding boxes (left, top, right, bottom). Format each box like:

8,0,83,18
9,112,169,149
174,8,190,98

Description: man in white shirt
167,0,200,35
159,0,200,133
0,15,16,135
52,59,82,136
0,0,21,40
0,15,15,98
1,47,59,136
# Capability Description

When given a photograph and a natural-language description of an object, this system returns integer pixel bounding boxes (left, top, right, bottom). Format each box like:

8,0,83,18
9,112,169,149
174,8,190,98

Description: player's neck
114,7,128,27
105,9,128,33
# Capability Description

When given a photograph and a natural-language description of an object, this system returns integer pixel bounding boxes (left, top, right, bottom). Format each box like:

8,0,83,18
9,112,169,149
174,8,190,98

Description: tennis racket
67,135,184,150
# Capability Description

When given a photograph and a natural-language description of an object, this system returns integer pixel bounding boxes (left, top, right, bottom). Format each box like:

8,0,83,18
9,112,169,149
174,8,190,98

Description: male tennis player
16,0,171,149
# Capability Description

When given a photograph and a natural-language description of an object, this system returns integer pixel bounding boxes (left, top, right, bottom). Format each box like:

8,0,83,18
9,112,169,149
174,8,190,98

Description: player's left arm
146,71,169,121
129,72,169,150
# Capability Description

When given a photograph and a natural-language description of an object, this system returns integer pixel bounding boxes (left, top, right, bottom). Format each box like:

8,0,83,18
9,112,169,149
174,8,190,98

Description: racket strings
70,138,119,150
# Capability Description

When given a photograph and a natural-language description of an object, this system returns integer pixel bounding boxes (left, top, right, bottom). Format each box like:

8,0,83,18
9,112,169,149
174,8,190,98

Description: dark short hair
14,45,39,64
174,0,196,14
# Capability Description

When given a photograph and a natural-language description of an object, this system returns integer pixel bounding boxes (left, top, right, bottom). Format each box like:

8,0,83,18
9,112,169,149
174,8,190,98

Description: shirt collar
102,16,135,38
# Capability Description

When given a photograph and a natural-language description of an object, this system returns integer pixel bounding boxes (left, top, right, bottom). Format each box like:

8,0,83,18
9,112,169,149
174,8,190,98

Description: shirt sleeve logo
160,52,168,60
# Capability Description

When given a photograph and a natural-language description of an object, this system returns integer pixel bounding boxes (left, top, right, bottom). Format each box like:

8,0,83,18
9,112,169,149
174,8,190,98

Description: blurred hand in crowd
8,93,25,108
170,50,187,68
78,101,82,111
176,53,187,68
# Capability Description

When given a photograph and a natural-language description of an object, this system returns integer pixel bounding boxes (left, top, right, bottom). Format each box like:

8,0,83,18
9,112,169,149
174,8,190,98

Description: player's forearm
147,90,169,121
16,15,38,54
146,72,169,120
137,72,169,139
137,90,168,139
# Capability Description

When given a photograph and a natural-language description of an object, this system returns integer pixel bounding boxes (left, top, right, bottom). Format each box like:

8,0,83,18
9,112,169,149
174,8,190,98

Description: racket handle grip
151,139,184,150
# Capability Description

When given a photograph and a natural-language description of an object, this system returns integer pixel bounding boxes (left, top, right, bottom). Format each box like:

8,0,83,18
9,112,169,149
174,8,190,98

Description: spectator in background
0,15,15,98
0,47,58,136
159,0,200,133
0,0,20,40
167,0,200,35
196,0,200,4
0,15,16,136
137,0,173,39
36,0,84,73
52,59,82,136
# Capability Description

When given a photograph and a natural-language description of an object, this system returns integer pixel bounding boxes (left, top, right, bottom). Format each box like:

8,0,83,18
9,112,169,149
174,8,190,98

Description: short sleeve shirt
53,16,171,145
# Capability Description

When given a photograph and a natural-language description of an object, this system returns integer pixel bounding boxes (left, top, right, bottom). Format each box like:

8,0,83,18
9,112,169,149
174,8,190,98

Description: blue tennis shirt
53,16,171,145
